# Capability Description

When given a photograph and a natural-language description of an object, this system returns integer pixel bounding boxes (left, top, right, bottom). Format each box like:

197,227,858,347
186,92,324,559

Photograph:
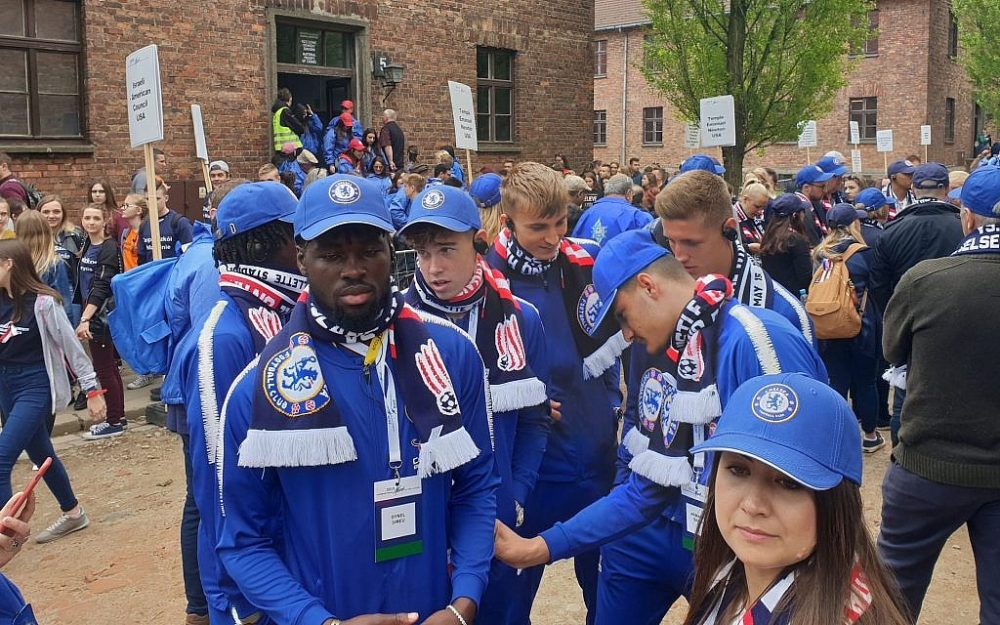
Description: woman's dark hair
292,103,308,120
760,211,809,256
363,128,378,146
213,221,294,267
683,454,910,625
87,179,117,214
371,157,389,177
407,146,419,162
0,239,61,321
276,88,292,104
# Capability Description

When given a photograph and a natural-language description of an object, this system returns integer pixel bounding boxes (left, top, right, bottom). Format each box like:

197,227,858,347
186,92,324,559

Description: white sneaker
36,509,90,544
127,374,159,390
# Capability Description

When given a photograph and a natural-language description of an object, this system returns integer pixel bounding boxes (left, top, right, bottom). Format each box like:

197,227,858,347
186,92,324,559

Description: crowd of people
0,108,997,625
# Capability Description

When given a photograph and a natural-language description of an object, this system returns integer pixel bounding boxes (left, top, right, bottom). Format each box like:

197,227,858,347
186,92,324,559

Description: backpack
16,180,42,209
804,243,867,340
107,257,178,374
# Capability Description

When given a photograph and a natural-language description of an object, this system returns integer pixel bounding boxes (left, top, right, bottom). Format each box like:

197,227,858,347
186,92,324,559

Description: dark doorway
277,73,352,128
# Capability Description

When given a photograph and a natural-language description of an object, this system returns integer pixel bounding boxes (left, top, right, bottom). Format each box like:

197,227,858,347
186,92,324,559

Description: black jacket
869,199,963,313
74,238,122,309
270,100,305,136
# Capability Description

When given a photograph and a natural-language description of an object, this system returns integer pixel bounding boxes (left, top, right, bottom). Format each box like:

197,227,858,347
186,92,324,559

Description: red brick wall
593,0,977,179
3,0,593,219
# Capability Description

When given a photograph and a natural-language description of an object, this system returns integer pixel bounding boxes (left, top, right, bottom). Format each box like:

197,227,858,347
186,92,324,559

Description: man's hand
548,400,562,422
418,598,475,625
494,520,550,569
332,613,418,625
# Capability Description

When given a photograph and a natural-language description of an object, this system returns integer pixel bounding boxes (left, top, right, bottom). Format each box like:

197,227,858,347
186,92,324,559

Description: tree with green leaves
642,0,872,187
952,0,1000,124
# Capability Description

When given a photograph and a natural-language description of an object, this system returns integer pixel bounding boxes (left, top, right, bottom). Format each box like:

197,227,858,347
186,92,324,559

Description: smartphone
0,457,52,536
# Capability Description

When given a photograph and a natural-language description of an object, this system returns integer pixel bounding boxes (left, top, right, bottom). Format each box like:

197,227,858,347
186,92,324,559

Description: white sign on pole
126,44,164,149
920,125,932,146
191,104,208,162
797,121,818,149
849,121,860,145
699,95,736,148
851,149,862,173
876,129,894,153
448,81,478,151
684,123,701,149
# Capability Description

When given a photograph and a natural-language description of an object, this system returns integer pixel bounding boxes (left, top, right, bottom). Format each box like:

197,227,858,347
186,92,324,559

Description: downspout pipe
621,27,628,165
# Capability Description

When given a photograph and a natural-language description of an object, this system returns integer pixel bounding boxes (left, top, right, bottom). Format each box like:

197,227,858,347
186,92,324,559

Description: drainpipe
621,28,628,164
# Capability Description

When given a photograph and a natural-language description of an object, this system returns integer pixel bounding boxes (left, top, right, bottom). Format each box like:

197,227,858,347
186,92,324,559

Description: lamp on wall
373,54,404,105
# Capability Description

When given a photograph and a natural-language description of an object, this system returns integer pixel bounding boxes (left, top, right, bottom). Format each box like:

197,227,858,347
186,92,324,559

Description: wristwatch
80,317,91,323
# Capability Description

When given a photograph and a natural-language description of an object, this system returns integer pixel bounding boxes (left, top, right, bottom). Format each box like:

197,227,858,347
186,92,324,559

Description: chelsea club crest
421,189,446,210
577,284,601,335
264,332,332,417
329,179,361,205
638,368,679,445
751,384,799,423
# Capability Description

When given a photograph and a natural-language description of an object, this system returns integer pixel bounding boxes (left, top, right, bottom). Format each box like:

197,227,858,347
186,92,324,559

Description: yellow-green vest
272,106,302,151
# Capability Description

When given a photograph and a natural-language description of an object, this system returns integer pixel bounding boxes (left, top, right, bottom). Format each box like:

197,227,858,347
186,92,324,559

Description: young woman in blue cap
683,373,909,625
759,194,813,295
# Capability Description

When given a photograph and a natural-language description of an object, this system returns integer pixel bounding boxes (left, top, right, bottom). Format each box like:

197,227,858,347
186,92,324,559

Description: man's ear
634,272,659,299
296,243,308,277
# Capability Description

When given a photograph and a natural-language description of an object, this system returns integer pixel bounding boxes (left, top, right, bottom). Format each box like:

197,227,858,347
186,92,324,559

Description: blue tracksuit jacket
217,315,499,625
300,114,324,164
571,196,653,247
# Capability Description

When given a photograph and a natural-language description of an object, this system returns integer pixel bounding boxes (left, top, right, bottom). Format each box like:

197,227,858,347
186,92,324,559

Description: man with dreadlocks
495,229,826,625
398,185,550,625
483,162,629,625
171,181,303,625
217,175,498,625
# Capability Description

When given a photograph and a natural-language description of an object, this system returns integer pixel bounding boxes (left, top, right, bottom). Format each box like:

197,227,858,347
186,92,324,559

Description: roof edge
595,20,651,32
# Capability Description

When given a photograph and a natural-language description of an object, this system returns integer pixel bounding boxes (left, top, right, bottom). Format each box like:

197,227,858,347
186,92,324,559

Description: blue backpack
108,257,178,375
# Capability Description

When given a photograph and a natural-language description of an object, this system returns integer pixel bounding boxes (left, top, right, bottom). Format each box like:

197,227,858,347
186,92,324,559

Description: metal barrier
393,248,418,289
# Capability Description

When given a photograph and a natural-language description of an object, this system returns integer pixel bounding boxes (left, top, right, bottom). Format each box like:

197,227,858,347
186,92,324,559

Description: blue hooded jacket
322,115,363,165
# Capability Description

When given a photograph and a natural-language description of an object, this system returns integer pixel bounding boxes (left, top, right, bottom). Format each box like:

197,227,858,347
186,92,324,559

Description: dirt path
5,428,980,624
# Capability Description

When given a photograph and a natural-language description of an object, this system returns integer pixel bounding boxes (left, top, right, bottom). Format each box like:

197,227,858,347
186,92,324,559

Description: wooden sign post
448,81,478,186
126,44,165,260
798,121,818,163
920,125,932,163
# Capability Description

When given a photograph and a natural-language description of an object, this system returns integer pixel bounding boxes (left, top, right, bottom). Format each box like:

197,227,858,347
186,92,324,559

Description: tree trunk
722,145,746,192
724,0,748,192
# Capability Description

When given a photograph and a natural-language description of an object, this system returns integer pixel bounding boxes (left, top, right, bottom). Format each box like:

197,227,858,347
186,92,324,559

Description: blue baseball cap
816,155,848,177
214,182,297,241
795,164,834,188
854,187,895,210
911,162,949,190
691,373,863,489
766,193,808,219
294,175,394,240
826,203,867,228
469,173,502,208
887,159,916,177
947,187,963,202
590,229,670,335
960,165,1000,217
400,186,482,235
679,154,725,176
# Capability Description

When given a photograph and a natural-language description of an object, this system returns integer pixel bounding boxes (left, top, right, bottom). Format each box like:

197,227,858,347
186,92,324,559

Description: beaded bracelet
446,605,469,625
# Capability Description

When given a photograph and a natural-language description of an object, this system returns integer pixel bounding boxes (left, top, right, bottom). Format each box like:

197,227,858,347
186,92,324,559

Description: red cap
341,100,354,111
348,138,365,151
339,112,354,127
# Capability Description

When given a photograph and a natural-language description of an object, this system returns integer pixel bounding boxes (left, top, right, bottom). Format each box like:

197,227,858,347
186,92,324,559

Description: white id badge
374,475,423,563
680,475,708,550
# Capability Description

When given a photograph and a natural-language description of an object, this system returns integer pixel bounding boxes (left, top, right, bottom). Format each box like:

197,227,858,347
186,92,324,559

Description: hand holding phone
1,457,49,536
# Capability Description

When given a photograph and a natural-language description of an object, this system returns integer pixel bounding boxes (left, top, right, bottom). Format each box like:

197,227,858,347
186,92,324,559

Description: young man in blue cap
177,181,303,625
398,184,550,625
494,227,826,625
678,154,726,176
217,175,498,625
816,154,850,206
853,187,896,246
882,159,916,219
794,164,833,245
571,173,653,246
485,161,628,625
878,165,1000,625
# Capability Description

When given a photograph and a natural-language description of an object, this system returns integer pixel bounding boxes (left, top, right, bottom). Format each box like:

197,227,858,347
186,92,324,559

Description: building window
276,22,354,68
849,97,878,142
850,10,879,57
594,40,607,77
0,0,84,139
477,48,514,143
947,10,958,59
643,107,663,145
945,97,956,143
643,34,660,71
593,110,607,145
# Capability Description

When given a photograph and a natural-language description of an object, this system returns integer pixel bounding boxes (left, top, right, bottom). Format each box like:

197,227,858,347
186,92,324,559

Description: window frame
848,97,878,144
476,47,515,144
947,9,959,59
593,109,607,146
0,0,86,143
642,106,663,145
594,39,607,77
945,97,956,144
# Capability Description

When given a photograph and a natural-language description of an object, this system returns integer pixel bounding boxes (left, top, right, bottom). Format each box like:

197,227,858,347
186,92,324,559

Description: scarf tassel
417,426,481,478
489,378,549,414
670,385,723,425
238,427,358,468
622,425,649,457
882,365,907,390
628,450,692,488
582,331,630,380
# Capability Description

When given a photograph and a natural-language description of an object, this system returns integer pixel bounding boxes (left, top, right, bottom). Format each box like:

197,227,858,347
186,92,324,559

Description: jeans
0,365,78,512
89,337,124,426
179,432,208,616
878,462,1000,624
821,341,879,434
890,386,905,447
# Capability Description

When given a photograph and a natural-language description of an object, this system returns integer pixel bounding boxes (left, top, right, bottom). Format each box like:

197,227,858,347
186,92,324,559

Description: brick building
593,0,986,178
1,0,594,221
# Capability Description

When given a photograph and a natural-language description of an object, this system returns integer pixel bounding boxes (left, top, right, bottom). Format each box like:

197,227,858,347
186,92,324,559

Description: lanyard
345,332,403,481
